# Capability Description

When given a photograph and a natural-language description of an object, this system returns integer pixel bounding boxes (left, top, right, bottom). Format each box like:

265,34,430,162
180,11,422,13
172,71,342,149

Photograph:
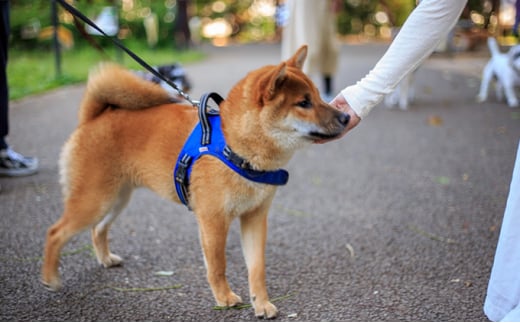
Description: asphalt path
1,42,519,321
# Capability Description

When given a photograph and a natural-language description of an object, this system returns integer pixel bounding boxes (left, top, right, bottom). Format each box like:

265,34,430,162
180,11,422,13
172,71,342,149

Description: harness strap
198,92,223,146
174,154,192,207
173,93,289,209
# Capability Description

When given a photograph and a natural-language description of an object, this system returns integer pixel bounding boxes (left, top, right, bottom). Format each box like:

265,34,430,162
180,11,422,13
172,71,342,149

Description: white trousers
484,140,520,321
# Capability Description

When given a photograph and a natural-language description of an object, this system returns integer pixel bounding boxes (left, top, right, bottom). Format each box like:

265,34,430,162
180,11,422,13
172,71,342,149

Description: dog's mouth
307,131,343,141
290,112,349,142
305,111,350,141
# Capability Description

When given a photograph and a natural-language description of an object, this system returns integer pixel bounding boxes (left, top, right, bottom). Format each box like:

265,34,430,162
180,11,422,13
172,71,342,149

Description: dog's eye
296,99,312,109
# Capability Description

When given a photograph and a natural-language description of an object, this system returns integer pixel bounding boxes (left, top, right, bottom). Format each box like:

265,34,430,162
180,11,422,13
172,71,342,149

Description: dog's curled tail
487,37,501,57
78,63,174,124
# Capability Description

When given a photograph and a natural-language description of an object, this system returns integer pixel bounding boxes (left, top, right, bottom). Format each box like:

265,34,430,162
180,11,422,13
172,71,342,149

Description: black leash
54,0,198,107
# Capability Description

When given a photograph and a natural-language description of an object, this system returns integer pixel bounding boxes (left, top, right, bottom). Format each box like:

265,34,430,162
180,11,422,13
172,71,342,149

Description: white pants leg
484,140,520,322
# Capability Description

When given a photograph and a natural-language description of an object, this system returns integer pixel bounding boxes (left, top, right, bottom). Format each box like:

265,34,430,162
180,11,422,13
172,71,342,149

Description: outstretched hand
316,94,361,144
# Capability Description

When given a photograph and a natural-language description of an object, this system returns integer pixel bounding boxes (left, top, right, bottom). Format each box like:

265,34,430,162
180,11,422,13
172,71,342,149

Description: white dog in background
477,38,520,107
383,25,417,110
384,71,416,110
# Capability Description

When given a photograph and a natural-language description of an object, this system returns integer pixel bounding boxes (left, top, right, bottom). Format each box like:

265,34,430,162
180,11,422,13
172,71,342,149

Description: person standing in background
281,0,340,101
0,0,38,177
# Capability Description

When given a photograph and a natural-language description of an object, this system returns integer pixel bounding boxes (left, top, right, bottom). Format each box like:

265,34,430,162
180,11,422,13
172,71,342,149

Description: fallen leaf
108,285,181,292
155,271,174,276
345,243,355,259
275,204,313,217
312,176,322,186
497,126,507,134
450,279,461,283
408,225,457,244
422,86,433,95
427,115,443,126
435,176,450,185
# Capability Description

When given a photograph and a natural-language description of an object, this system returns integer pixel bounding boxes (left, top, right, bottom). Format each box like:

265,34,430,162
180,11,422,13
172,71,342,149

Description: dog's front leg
240,210,278,319
197,213,243,307
477,62,493,103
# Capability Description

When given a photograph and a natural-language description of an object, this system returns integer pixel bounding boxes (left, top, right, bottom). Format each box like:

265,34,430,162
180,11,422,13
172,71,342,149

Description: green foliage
8,0,490,50
7,39,204,100
337,0,415,35
388,0,415,26
9,1,51,49
337,0,378,35
5,0,491,99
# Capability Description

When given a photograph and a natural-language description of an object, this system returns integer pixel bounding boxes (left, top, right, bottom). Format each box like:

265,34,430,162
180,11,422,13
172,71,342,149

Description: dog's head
223,45,349,157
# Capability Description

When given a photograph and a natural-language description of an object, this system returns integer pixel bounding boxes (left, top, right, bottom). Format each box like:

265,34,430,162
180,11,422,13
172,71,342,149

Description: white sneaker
0,148,39,177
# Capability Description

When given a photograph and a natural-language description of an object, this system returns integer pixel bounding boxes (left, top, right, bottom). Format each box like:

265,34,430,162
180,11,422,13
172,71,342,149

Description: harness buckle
175,154,192,184
223,145,251,169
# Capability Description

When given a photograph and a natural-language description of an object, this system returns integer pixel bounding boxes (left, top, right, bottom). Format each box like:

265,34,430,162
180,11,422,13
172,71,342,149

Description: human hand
316,93,361,144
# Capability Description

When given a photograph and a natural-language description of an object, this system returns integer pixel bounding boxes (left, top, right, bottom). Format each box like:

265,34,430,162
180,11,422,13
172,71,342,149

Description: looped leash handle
198,92,224,146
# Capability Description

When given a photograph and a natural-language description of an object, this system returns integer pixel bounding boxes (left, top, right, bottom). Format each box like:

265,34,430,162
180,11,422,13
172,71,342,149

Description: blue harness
173,93,289,209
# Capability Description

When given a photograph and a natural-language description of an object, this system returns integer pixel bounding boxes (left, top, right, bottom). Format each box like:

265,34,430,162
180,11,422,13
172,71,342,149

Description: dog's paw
41,276,62,292
216,291,243,307
476,94,486,103
508,101,520,108
253,301,278,319
99,253,123,268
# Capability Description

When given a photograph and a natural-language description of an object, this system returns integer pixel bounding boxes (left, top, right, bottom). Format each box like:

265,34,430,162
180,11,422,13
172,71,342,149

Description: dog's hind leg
42,191,116,291
502,79,520,107
91,184,133,268
240,209,278,319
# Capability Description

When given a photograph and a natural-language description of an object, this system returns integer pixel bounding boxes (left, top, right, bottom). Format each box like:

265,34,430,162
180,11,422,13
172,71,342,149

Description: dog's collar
173,93,289,209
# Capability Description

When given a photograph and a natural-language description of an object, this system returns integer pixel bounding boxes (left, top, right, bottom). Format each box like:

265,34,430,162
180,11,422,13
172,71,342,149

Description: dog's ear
286,45,307,70
264,62,287,101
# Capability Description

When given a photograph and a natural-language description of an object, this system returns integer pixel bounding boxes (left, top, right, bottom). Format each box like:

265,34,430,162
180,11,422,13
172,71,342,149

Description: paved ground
1,42,520,321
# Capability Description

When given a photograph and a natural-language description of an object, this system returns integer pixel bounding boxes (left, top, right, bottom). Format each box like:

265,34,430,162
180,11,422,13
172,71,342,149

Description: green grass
7,41,205,100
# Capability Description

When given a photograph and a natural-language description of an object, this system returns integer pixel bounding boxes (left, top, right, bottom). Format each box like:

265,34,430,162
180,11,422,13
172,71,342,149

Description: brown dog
41,46,349,318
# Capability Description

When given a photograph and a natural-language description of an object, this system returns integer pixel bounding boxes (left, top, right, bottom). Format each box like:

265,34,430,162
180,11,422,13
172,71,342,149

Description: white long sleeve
341,0,467,119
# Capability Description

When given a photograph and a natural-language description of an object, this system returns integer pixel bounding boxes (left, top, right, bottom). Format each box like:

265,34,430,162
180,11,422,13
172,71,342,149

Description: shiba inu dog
41,46,349,318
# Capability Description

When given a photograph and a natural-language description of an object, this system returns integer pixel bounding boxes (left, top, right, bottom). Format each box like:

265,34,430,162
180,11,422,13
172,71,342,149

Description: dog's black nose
337,112,350,126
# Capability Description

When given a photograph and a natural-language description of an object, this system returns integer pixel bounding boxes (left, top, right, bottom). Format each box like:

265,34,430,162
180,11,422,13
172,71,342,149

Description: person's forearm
341,0,467,119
